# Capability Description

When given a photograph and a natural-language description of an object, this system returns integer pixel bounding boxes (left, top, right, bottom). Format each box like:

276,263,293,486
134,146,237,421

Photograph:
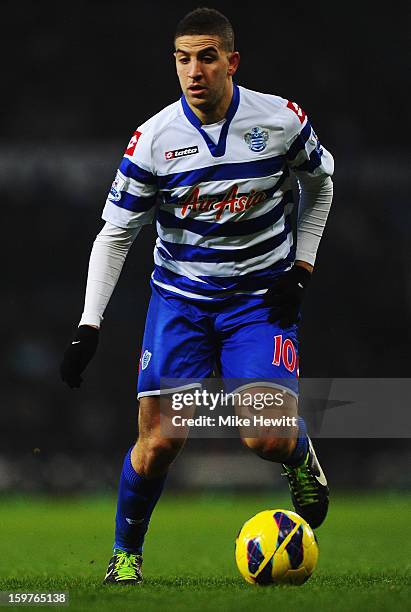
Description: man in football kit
61,8,333,584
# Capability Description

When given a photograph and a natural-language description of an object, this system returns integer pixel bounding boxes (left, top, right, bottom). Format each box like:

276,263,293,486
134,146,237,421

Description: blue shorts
137,283,299,398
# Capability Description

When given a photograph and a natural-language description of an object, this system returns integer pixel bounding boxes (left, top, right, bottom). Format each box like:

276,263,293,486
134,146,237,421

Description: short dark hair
175,7,234,52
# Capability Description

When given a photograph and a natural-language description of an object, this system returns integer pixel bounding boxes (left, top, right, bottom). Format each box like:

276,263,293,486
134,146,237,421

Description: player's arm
61,127,158,388
79,221,144,329
265,101,334,327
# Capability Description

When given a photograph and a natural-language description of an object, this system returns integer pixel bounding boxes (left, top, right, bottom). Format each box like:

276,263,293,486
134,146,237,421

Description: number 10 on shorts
272,335,298,373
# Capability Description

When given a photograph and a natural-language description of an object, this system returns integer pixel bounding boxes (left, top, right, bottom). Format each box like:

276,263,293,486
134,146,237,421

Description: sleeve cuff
294,248,316,267
78,313,103,328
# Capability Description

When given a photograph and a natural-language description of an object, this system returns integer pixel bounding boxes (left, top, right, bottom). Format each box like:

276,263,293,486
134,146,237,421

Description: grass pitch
0,492,410,611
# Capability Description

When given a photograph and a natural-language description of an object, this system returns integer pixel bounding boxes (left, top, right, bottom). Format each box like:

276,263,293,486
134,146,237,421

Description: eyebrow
175,46,219,56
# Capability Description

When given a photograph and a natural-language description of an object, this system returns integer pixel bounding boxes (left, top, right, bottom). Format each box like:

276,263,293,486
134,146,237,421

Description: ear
227,51,240,76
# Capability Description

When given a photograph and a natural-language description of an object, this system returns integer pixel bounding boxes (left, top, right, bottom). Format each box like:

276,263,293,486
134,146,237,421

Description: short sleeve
102,125,159,229
284,100,334,178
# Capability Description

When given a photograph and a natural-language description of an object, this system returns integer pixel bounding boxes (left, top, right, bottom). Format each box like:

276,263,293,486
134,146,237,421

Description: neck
188,81,234,125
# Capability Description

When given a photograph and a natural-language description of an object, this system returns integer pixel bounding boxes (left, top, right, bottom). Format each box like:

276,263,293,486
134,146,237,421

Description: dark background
1,1,410,493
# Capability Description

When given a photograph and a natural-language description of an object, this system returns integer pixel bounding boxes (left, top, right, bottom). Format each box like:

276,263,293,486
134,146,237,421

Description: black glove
60,325,99,388
263,265,311,327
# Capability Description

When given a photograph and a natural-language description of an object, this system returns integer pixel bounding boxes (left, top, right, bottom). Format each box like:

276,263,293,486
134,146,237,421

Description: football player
61,7,333,584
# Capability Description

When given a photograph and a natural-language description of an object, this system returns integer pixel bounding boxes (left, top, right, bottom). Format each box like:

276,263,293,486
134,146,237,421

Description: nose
187,59,202,80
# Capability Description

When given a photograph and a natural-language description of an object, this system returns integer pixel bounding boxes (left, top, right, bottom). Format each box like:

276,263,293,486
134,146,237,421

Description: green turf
0,492,410,611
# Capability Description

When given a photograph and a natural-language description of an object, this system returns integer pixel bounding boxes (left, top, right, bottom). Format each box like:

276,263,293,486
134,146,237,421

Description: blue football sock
284,416,309,467
114,447,166,554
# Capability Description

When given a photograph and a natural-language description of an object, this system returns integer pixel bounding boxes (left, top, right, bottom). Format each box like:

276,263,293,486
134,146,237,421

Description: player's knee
145,436,184,461
135,436,184,476
242,435,296,462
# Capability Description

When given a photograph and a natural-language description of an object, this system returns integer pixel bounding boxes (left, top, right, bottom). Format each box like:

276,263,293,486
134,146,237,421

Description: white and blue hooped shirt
102,84,334,301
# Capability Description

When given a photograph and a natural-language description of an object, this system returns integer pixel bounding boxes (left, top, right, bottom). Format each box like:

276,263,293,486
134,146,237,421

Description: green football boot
103,549,143,585
282,438,329,529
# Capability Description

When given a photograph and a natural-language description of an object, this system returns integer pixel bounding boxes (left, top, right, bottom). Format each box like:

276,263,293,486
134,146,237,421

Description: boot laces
114,551,139,580
282,458,319,506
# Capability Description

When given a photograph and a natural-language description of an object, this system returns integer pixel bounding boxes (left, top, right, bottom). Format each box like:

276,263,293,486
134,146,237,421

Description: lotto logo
165,146,199,160
125,130,142,156
286,100,306,124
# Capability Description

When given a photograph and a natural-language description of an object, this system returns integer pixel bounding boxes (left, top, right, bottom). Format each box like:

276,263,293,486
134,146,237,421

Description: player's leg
238,386,299,463
115,395,190,552
104,395,190,585
218,295,329,529
104,285,216,584
237,384,328,528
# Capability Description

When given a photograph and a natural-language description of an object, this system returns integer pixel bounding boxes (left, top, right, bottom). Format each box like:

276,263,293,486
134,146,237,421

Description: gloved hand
263,265,311,327
60,325,99,388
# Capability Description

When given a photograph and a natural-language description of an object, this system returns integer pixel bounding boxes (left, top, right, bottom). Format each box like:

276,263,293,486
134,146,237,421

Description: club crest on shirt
244,127,269,152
